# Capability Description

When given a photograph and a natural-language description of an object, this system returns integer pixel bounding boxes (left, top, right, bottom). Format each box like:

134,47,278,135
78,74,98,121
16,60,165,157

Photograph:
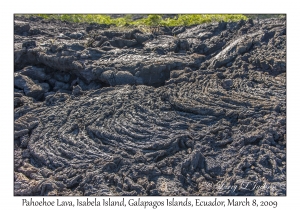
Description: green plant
24,14,249,28
244,14,285,19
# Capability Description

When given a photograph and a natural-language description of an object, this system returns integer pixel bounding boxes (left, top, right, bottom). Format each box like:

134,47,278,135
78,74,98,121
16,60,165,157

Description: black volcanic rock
14,16,286,196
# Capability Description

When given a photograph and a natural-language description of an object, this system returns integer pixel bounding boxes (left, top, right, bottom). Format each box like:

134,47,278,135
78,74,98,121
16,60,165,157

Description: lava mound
14,16,286,196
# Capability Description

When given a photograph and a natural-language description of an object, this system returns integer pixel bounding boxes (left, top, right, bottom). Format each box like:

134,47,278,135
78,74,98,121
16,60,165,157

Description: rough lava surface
14,16,286,196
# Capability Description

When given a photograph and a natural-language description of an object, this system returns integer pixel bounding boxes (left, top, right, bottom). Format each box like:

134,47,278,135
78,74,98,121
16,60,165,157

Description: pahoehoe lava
14,16,286,196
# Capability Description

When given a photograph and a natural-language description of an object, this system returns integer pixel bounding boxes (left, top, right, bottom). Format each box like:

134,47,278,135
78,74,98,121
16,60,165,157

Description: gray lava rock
54,72,71,83
14,74,49,100
172,26,186,35
72,85,82,96
14,21,30,34
205,157,222,177
133,33,151,44
110,38,137,48
170,70,185,79
100,70,116,86
53,81,69,91
222,79,233,89
13,15,286,196
14,43,27,69
69,32,85,39
19,66,50,82
115,71,135,85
